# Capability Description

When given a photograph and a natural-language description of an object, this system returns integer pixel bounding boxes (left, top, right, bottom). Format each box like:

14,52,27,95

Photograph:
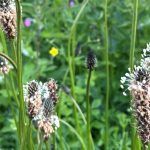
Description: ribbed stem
15,0,25,147
9,74,19,106
129,0,138,70
86,70,92,150
10,40,17,63
129,0,139,149
104,0,109,149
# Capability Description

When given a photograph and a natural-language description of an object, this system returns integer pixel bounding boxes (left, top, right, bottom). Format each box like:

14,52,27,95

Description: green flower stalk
15,0,25,147
129,0,139,149
85,51,97,150
104,0,110,148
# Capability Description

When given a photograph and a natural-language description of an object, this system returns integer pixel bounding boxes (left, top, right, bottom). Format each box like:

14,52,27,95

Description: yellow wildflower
49,47,59,57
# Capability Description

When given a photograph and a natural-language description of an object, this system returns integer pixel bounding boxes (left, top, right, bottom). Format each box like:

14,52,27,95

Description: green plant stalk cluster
15,0,26,147
0,3,30,147
0,28,20,146
67,0,89,142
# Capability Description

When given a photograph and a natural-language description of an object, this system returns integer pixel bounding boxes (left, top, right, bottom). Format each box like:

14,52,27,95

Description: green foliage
1,0,150,149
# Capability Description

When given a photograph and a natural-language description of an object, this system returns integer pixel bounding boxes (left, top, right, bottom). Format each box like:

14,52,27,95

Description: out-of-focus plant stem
104,0,109,149
129,0,140,149
60,119,86,150
15,0,26,148
53,132,56,150
0,22,20,145
86,69,92,150
67,0,88,132
129,0,138,70
10,40,17,63
38,132,43,150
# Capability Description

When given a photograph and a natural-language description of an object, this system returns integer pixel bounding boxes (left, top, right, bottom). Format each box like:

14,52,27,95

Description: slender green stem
53,132,56,150
10,40,17,63
70,0,88,33
134,132,141,150
45,142,49,150
15,0,25,147
0,52,17,71
129,0,139,149
27,121,34,150
57,125,64,150
68,10,78,133
70,95,87,124
57,68,69,150
67,0,89,131
9,74,19,106
38,132,43,150
86,70,92,150
60,119,86,150
129,0,138,70
0,28,7,52
104,0,109,149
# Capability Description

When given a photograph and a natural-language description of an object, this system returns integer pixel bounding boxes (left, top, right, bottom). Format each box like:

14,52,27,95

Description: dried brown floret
0,0,16,38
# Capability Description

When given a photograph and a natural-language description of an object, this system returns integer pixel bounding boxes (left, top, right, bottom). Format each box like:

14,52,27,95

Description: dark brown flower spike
121,43,150,146
86,50,97,70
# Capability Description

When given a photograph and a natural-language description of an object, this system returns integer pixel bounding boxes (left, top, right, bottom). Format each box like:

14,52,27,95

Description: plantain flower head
86,50,97,70
120,43,150,146
24,79,59,140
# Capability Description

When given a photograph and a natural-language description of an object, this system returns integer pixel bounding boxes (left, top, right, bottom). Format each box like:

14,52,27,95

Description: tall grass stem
104,0,110,149
86,70,92,150
15,0,26,147
129,0,139,70
60,119,86,150
129,0,139,149
67,0,88,131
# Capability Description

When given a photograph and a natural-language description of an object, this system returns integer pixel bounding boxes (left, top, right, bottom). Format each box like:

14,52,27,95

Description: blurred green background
0,0,150,149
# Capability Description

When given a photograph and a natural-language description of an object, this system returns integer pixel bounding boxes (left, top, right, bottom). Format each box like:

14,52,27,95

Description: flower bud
86,51,97,70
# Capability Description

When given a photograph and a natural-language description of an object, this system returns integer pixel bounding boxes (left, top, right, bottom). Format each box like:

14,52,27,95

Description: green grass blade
69,94,87,124
60,119,87,150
